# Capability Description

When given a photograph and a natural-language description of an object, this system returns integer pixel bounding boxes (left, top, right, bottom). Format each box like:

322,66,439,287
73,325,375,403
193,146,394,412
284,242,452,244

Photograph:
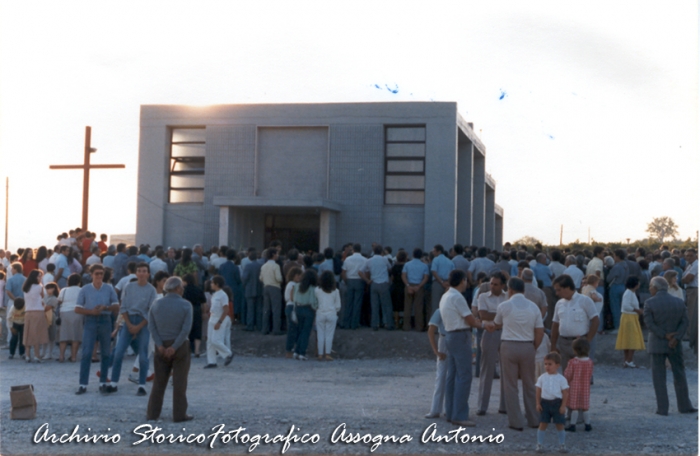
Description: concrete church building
136,102,503,253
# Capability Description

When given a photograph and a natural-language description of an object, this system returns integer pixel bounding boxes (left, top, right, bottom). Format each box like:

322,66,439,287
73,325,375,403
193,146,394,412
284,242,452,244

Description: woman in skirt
614,276,645,368
58,274,84,362
22,269,49,363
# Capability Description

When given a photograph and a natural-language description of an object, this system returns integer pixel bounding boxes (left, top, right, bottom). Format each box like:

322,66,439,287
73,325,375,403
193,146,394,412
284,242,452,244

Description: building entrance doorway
264,213,319,253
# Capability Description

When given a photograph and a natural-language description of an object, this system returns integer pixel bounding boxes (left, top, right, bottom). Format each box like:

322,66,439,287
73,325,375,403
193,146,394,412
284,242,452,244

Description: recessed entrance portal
264,213,319,253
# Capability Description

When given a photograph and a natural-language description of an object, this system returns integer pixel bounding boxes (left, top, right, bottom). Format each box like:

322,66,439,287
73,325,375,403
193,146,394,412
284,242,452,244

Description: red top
564,357,593,410
81,238,93,264
21,259,38,277
98,241,108,254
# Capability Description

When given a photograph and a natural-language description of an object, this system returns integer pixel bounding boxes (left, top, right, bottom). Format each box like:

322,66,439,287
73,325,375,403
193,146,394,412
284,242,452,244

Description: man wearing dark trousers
644,276,697,416
147,276,194,422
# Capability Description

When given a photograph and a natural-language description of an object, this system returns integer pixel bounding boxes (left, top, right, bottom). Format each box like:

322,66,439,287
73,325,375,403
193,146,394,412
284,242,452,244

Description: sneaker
625,361,637,368
424,412,440,419
565,425,575,432
224,354,234,366
536,444,545,453
559,443,568,453
128,373,139,384
293,353,299,360
75,386,87,395
585,424,592,432
298,355,308,361
136,387,147,396
33,357,42,363
26,357,31,363
203,364,218,369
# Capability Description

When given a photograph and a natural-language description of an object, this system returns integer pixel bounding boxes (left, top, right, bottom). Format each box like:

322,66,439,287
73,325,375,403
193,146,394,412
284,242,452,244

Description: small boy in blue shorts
536,352,570,453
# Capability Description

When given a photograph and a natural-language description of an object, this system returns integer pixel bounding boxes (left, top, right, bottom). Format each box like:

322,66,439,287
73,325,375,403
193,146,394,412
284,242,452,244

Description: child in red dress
564,337,593,432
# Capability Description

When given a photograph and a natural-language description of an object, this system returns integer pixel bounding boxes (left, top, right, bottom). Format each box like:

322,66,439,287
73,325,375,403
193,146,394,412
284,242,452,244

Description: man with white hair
147,276,194,422
644,277,696,416
562,255,584,290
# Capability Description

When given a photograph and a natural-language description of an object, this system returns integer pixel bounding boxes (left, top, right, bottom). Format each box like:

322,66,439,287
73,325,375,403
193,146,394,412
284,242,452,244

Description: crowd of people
0,228,697,449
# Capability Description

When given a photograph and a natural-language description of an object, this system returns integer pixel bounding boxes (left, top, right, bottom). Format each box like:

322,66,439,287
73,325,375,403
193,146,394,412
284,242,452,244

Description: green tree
645,217,679,243
513,235,543,247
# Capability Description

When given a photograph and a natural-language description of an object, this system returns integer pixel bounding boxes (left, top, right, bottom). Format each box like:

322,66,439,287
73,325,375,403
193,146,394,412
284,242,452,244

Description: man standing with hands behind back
644,276,697,416
147,276,194,422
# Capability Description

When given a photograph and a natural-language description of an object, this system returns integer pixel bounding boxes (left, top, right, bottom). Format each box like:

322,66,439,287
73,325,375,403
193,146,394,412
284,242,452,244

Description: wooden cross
49,126,125,231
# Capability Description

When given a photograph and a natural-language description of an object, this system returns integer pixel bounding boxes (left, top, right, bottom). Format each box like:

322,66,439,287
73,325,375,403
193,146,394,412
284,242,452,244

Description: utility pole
4,177,7,250
560,225,563,246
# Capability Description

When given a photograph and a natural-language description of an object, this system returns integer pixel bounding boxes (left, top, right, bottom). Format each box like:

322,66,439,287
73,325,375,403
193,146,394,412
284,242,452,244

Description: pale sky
0,1,698,251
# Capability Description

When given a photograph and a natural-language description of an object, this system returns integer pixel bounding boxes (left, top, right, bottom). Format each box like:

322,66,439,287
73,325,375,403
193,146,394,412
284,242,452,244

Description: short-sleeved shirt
431,254,455,280
549,262,566,279
536,373,569,400
55,254,70,280
452,256,470,273
552,292,598,337
210,289,229,321
24,284,44,311
365,255,391,284
468,257,495,278
342,253,368,280
403,259,430,284
439,288,471,332
120,281,157,319
562,265,584,289
477,291,506,314
495,294,544,341
428,308,447,336
585,257,604,278
76,283,119,315
6,273,25,301
58,286,82,313
533,263,553,287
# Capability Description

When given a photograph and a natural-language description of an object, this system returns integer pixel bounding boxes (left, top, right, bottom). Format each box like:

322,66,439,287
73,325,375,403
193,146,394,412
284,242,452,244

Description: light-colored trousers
206,316,232,364
478,328,506,413
429,334,448,415
315,312,338,355
500,340,538,429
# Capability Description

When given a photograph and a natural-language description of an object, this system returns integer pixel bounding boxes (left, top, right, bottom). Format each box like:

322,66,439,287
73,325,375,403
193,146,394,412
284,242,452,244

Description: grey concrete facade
136,102,503,253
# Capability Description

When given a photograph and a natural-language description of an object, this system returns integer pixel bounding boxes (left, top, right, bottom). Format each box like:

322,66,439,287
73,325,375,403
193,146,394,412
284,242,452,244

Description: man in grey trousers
644,276,697,416
259,248,283,335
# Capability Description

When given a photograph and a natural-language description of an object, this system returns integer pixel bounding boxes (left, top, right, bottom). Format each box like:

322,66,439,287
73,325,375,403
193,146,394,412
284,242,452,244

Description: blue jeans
370,282,393,330
285,305,299,352
609,284,625,329
111,314,150,385
294,306,315,356
444,330,473,422
79,314,112,386
343,279,365,329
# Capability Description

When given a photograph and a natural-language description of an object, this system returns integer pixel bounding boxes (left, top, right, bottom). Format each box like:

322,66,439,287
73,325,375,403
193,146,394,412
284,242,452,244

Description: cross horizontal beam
49,164,126,170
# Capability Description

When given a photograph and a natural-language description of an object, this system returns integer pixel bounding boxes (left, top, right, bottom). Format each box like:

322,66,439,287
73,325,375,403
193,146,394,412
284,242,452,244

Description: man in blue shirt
364,245,393,330
75,264,120,395
402,248,430,331
533,253,556,328
54,246,71,288
5,263,25,304
468,247,496,286
112,243,129,285
431,245,455,320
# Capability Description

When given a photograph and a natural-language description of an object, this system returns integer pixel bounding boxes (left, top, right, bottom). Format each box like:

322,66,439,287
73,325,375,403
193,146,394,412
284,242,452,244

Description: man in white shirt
485,277,544,431
85,247,102,267
259,249,283,335
550,275,599,373
682,249,698,355
476,271,507,416
149,250,169,279
439,270,482,428
341,244,368,330
562,256,584,290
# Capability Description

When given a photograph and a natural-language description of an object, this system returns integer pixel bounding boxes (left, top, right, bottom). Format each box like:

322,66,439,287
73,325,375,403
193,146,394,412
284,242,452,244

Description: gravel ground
0,331,697,455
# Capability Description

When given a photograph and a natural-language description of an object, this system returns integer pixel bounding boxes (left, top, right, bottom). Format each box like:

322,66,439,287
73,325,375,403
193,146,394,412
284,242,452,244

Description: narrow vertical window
169,128,205,203
384,126,425,205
